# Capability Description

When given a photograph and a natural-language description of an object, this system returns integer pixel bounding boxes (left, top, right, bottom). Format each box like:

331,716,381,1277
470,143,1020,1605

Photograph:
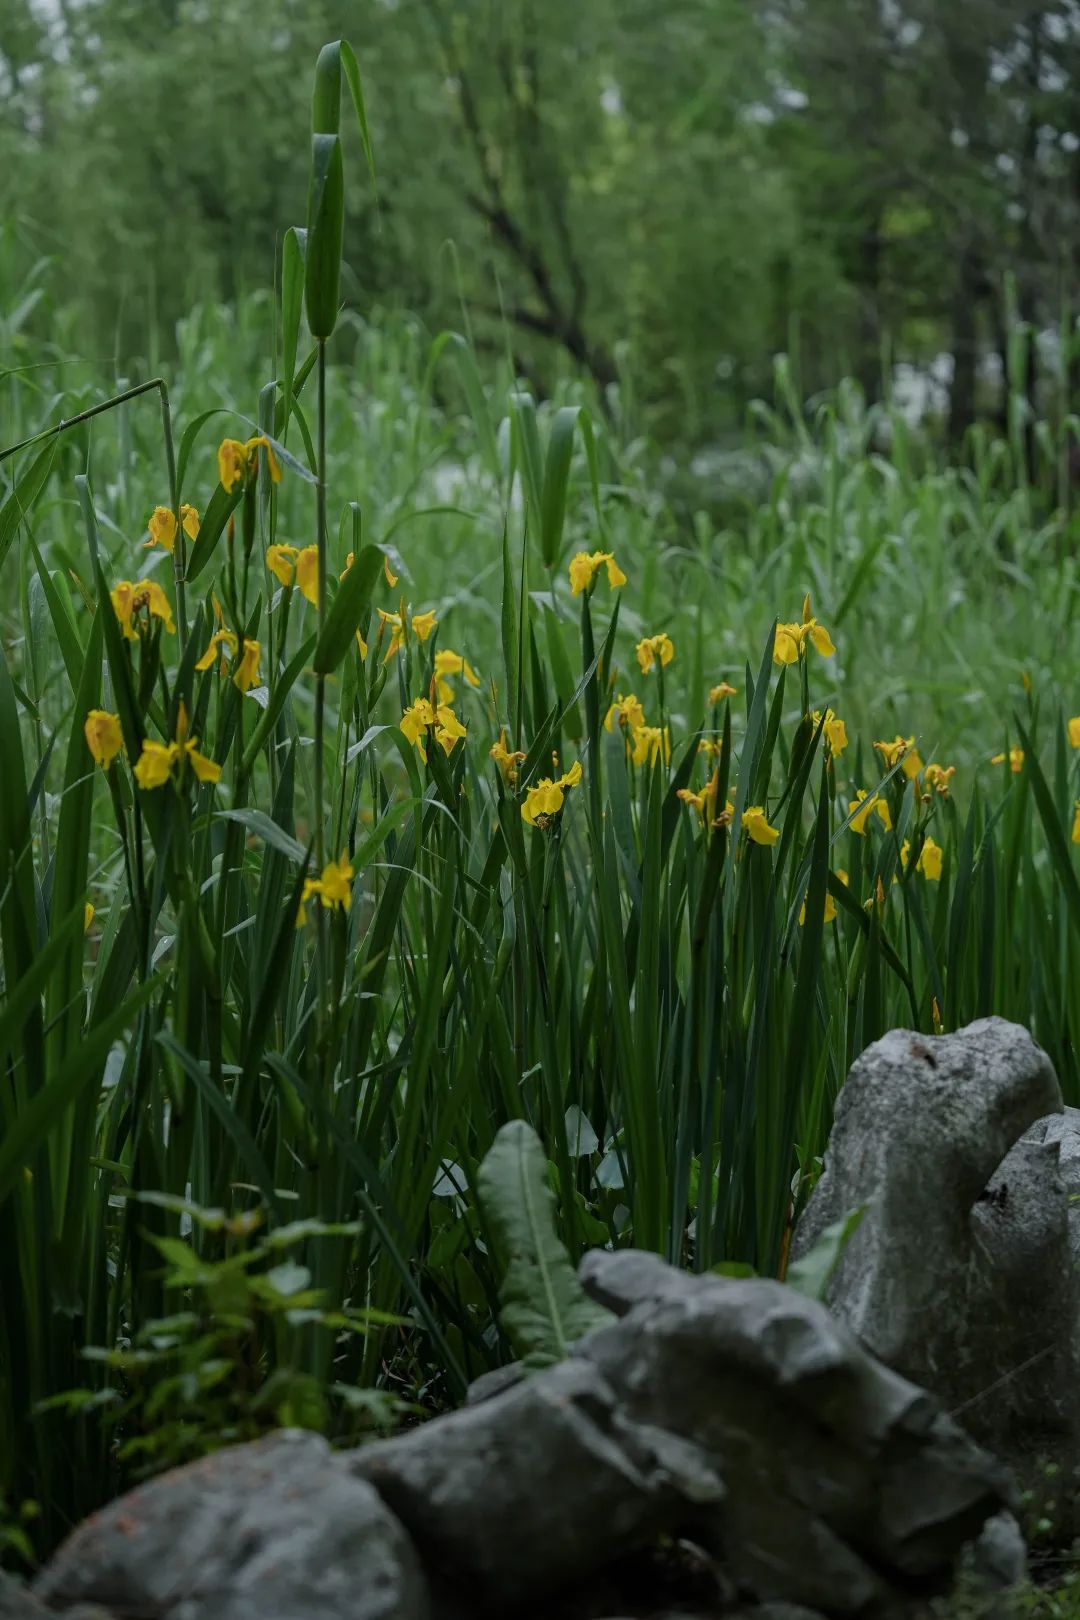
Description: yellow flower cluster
218,434,281,492
146,504,200,553
132,704,220,791
490,730,527,785
521,761,583,826
635,633,674,675
267,543,319,606
111,579,175,639
400,696,467,762
195,628,261,692
569,550,627,597
773,597,835,665
297,855,354,928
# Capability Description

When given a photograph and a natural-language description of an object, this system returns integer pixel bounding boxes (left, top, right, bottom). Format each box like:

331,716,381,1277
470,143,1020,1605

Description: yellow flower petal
84,709,123,769
233,639,261,692
295,546,320,608
742,805,779,846
146,507,177,553
267,544,299,588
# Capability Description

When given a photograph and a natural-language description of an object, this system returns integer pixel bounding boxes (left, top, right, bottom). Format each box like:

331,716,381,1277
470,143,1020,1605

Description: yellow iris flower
812,708,848,757
991,748,1024,773
521,761,583,827
742,805,779,846
604,693,646,733
676,769,731,827
296,854,355,927
84,709,124,769
218,434,282,493
799,871,847,925
491,729,527,785
133,705,220,791
568,550,627,596
111,579,175,640
295,545,320,607
773,595,836,665
924,762,955,797
635,633,675,675
709,682,737,704
267,544,299,587
146,504,199,552
874,735,923,780
629,724,671,768
400,697,466,761
1069,717,1080,749
848,790,892,835
1073,804,1080,845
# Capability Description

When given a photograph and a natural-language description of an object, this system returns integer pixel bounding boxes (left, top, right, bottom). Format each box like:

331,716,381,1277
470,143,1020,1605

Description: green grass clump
4,37,1080,1566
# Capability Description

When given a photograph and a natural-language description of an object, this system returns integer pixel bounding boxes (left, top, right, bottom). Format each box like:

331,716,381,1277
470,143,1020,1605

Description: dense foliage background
6,0,1080,443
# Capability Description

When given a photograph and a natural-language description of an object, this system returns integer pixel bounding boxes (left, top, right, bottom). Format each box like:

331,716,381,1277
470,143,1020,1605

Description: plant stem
159,386,187,646
314,338,329,1049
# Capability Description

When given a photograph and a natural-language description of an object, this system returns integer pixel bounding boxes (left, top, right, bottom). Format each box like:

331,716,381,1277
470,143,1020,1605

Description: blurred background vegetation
5,0,1080,450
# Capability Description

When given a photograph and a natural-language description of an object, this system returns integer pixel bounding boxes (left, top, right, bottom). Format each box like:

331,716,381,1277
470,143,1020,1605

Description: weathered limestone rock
576,1249,1015,1617
350,1355,725,1608
1,1570,114,1618
792,1016,1080,1481
34,1430,429,1620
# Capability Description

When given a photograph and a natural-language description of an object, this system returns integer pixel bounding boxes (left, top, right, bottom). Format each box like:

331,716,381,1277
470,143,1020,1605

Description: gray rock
34,1430,428,1620
1,1567,114,1618
577,1250,1015,1616
350,1356,724,1607
792,1017,1080,1481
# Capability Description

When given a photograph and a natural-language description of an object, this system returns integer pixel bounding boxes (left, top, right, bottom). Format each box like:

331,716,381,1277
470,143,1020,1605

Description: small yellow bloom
812,708,848,757
799,883,841,927
709,682,737,704
434,649,481,689
134,704,220,791
604,693,646,733
267,544,299,587
918,837,943,882
218,435,282,492
924,762,955,797
84,902,95,933
296,878,323,929
636,633,675,675
773,596,835,665
412,610,438,643
400,698,436,748
491,730,527,784
195,627,239,673
295,856,353,927
319,854,354,909
874,735,923,780
295,545,320,607
218,438,249,492
742,805,779,846
991,748,1024,773
233,639,261,693
677,768,722,824
146,507,177,553
1069,717,1080,749
568,550,627,596
1073,803,1080,845
848,790,892,835
521,760,583,827
629,724,671,768
435,714,467,756
110,579,175,640
245,434,281,483
384,555,399,588
181,504,200,540
84,709,123,769
133,740,180,790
